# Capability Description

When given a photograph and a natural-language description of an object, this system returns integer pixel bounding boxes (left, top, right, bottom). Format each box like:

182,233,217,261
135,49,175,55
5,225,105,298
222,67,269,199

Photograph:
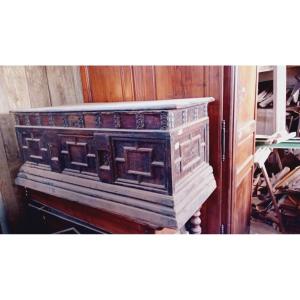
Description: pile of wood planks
252,150,300,233
258,86,273,108
258,73,300,109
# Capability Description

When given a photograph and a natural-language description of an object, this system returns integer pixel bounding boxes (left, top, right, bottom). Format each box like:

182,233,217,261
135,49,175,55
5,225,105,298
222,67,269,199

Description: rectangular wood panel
132,66,157,100
201,66,223,233
24,66,51,108
86,66,135,102
0,66,31,113
230,66,257,234
46,66,83,106
155,66,205,99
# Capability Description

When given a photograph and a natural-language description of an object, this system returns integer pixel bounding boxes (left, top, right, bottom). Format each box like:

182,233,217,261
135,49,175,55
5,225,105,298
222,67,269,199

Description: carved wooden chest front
12,98,216,230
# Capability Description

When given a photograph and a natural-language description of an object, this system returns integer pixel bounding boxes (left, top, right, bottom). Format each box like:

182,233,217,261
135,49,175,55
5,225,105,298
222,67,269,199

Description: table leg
189,209,202,234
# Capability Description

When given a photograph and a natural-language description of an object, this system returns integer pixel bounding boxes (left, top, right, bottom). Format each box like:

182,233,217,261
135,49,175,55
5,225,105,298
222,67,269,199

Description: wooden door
224,66,258,234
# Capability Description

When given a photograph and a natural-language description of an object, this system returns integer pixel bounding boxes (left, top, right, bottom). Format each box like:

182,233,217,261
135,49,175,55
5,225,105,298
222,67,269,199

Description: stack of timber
257,68,300,136
252,150,300,233
285,72,300,135
257,85,273,108
257,73,300,109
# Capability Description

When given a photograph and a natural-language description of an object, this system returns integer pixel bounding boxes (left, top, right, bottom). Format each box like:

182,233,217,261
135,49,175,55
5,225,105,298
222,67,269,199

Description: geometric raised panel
66,141,88,167
113,138,167,192
124,146,153,177
173,125,207,182
59,134,97,175
20,132,49,164
26,137,43,160
180,134,202,172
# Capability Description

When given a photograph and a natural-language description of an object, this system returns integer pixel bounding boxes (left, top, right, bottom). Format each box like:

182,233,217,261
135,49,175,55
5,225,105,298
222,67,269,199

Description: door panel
201,66,223,234
230,66,257,234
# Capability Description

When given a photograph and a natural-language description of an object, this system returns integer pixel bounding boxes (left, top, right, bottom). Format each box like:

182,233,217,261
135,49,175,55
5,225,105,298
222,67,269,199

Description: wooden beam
273,66,286,133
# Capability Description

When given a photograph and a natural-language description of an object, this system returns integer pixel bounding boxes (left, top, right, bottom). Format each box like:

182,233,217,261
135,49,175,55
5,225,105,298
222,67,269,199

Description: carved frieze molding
14,103,209,131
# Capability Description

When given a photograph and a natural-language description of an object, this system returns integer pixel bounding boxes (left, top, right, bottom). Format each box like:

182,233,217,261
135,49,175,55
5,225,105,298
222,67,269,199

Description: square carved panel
67,142,88,167
59,134,97,175
124,146,153,177
27,138,42,159
112,138,167,192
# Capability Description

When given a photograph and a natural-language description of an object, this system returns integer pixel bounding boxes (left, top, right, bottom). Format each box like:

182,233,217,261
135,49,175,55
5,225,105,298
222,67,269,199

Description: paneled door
224,66,258,233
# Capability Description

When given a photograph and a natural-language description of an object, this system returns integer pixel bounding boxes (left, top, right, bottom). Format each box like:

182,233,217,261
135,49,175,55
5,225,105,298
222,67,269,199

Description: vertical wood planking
120,66,135,101
154,66,205,99
85,66,135,102
0,66,31,113
46,66,83,106
25,66,51,107
155,66,185,99
80,66,92,102
0,124,21,231
0,66,84,232
0,114,20,167
132,66,157,100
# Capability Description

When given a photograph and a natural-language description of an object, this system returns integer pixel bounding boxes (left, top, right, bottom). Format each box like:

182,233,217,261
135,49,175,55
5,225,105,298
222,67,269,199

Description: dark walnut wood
12,98,216,231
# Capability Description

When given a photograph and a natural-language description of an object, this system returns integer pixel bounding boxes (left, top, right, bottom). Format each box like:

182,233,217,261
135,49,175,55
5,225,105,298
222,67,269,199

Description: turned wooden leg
189,209,202,234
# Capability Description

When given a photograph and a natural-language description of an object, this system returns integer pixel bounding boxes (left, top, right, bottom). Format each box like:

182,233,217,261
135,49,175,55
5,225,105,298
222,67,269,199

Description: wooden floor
250,218,279,234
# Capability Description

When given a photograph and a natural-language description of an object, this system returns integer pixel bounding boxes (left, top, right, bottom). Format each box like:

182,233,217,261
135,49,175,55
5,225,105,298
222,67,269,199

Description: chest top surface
11,97,214,113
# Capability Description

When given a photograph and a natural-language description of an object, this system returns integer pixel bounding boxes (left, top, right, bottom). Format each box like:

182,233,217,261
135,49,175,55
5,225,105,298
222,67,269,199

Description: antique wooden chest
12,98,216,231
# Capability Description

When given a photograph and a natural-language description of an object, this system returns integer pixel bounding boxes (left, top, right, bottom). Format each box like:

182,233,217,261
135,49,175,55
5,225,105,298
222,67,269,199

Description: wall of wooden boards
0,66,83,232
0,65,223,233
81,66,208,102
81,66,224,233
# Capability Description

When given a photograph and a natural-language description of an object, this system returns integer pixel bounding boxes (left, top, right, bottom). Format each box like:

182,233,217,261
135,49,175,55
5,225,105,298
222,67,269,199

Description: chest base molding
16,162,216,229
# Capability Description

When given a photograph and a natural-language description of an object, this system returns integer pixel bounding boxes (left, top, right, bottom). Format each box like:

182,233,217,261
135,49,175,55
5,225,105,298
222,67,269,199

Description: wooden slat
0,66,31,113
25,66,51,107
0,66,85,232
0,124,21,230
46,66,83,106
80,66,92,102
155,66,205,99
0,114,20,169
84,66,135,102
132,66,157,100
201,65,223,234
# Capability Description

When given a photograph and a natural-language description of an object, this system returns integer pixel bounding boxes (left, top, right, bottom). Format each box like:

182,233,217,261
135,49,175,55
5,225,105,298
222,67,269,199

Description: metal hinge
220,224,226,234
221,120,226,162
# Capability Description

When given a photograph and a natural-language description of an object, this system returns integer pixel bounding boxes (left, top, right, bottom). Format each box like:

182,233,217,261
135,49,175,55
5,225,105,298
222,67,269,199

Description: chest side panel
172,119,209,189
